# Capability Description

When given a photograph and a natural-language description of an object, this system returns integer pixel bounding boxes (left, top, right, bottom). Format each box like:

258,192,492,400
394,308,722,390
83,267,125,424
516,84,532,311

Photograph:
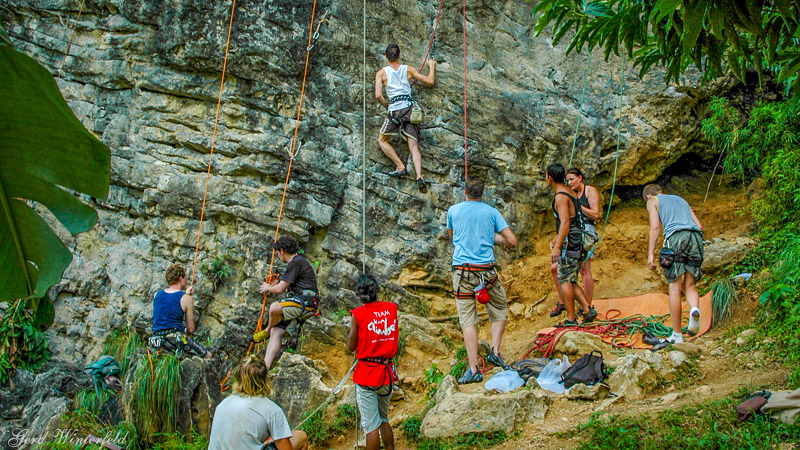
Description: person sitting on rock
547,163,595,327
549,167,601,319
255,236,320,369
447,176,517,384
149,264,211,359
209,355,308,450
348,274,399,450
644,183,703,350
375,43,435,193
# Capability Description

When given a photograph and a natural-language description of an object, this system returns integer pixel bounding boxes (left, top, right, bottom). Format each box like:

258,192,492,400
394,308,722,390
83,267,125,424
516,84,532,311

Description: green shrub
0,300,49,385
299,403,359,445
125,353,182,444
102,328,144,376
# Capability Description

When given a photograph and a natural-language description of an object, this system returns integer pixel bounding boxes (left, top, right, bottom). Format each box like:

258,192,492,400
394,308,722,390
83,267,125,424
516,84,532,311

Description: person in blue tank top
150,265,211,359
644,184,704,350
375,43,436,193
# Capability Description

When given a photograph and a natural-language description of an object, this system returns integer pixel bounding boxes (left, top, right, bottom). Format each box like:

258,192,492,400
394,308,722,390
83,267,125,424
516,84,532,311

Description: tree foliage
531,0,800,90
0,22,110,301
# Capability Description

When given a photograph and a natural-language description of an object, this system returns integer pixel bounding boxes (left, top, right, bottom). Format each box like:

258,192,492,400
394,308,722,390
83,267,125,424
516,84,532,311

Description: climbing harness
452,264,498,300
357,357,398,397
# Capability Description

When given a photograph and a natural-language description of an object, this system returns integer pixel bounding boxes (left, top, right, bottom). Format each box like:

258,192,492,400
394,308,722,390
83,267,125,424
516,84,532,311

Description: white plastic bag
485,370,525,393
536,355,572,394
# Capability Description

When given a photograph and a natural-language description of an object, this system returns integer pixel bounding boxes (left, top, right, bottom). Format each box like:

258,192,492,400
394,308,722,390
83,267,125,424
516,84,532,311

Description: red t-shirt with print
351,301,398,387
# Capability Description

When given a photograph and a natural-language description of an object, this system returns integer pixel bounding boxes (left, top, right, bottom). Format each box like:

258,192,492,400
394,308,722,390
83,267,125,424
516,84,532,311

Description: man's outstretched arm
495,227,517,247
408,60,435,86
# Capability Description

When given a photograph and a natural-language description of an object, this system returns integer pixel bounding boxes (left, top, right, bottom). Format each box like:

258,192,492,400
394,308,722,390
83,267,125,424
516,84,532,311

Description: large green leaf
0,46,110,301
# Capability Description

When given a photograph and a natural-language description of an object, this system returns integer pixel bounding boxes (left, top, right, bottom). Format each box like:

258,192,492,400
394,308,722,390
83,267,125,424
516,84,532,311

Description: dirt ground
315,179,789,449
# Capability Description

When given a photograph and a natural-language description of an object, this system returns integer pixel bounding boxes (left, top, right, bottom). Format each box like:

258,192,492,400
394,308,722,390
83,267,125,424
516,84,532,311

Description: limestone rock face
420,376,550,438
2,0,729,364
271,353,332,425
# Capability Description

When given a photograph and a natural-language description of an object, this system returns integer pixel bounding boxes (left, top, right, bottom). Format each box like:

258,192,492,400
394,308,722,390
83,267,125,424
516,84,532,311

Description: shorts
557,252,582,284
663,229,704,283
452,265,508,329
379,106,420,141
150,330,208,358
356,384,391,434
274,295,318,332
583,223,598,260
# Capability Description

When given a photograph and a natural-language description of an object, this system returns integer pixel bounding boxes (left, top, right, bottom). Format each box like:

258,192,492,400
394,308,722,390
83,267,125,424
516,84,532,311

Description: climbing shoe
554,318,580,328
649,338,674,352
642,332,661,346
687,308,700,336
417,178,428,193
457,368,483,385
549,302,566,317
583,306,598,322
252,330,269,343
388,168,407,178
577,307,585,317
486,349,507,369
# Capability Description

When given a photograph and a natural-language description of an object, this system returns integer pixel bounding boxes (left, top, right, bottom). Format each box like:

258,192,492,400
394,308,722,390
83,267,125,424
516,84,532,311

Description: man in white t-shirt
375,43,435,193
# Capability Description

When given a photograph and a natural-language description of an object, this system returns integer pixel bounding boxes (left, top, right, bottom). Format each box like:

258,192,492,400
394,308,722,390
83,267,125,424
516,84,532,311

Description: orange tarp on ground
537,292,713,349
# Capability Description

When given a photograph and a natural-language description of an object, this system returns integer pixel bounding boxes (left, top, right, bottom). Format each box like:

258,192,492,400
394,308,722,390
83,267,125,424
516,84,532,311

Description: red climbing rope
221,0,321,392
411,0,444,88
462,0,469,180
189,0,238,289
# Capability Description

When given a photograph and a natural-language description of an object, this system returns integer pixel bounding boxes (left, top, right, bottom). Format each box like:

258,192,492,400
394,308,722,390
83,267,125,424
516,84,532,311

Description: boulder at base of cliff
552,331,606,358
606,350,694,401
703,237,755,273
178,357,223,437
420,375,550,438
271,353,332,425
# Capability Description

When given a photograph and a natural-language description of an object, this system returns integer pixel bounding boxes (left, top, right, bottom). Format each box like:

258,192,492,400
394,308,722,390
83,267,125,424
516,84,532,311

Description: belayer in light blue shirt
446,176,517,385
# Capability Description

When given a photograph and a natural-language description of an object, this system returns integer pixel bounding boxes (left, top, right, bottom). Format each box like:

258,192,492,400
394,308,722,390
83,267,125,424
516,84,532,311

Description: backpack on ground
736,390,772,422
84,355,121,391
560,350,605,389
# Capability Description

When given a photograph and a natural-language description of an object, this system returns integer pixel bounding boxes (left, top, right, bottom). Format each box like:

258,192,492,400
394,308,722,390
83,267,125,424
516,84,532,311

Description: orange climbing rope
462,0,469,180
189,0,239,289
221,0,322,391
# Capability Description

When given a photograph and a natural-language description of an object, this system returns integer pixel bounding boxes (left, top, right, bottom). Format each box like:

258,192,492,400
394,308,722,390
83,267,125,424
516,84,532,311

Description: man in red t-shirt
348,274,398,450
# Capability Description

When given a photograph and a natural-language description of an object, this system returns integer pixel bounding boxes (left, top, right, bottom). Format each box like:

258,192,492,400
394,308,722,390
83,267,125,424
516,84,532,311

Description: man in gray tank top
375,44,435,193
644,184,703,349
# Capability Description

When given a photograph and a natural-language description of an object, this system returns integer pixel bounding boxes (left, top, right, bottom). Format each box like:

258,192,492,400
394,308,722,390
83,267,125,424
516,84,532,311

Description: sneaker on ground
487,350,507,369
549,302,566,317
649,338,677,352
584,306,598,322
457,368,483,385
687,309,701,336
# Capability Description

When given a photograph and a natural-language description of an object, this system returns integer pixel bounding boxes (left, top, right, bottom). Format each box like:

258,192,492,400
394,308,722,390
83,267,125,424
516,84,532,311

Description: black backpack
561,350,605,388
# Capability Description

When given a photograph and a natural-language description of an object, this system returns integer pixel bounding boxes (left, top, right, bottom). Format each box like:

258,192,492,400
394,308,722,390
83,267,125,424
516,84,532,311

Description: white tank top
383,64,412,112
